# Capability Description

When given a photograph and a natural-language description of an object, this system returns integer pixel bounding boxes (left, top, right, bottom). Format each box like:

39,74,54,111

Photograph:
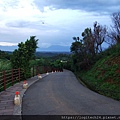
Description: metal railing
0,68,23,92
0,66,62,92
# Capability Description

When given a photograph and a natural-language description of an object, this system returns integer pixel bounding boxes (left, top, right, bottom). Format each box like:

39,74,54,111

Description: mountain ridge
0,45,70,52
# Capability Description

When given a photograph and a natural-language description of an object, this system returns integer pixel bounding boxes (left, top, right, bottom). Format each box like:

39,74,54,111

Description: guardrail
32,66,46,76
0,66,41,92
0,66,63,92
0,68,23,92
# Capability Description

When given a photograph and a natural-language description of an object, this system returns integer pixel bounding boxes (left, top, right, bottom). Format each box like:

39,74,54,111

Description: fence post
18,68,20,82
12,69,14,86
3,71,6,91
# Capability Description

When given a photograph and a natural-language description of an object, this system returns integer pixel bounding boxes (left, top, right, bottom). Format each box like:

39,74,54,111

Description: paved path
22,70,120,115
0,73,47,115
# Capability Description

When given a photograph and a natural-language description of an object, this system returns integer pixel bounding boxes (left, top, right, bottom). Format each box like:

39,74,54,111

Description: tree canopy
11,36,38,79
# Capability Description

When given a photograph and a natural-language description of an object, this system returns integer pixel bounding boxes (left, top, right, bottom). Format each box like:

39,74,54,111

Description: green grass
77,44,120,101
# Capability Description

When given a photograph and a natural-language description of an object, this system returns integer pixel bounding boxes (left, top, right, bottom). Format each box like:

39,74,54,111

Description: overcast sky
0,0,120,49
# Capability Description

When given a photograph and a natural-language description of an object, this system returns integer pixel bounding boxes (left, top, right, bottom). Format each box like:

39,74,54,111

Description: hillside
79,44,120,101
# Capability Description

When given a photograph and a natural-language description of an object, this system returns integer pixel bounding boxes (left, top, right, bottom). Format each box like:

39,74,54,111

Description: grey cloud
6,20,31,28
34,0,120,14
5,19,61,31
0,0,20,11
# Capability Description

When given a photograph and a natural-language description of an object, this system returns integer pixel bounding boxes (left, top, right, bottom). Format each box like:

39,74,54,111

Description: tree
71,38,83,54
11,36,38,79
82,28,95,57
0,50,11,60
110,12,120,44
70,37,90,71
93,21,107,54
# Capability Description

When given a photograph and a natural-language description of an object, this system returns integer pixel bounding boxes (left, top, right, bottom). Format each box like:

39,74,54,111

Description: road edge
13,73,49,115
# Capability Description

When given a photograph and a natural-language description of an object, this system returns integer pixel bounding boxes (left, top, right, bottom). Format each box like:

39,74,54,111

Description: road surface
22,70,120,115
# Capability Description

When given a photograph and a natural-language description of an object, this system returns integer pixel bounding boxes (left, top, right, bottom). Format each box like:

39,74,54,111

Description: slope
79,44,120,101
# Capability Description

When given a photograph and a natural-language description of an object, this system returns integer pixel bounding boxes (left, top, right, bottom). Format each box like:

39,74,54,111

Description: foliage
11,36,38,79
70,36,90,70
82,28,95,56
35,52,70,58
69,12,120,100
70,22,107,71
0,50,11,60
0,59,11,71
78,44,120,100
0,50,12,71
30,53,71,72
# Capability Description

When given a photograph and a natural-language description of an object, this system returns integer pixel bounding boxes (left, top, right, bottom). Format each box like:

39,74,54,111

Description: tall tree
110,12,120,44
82,28,95,57
93,21,107,54
11,36,38,79
70,37,90,70
71,37,84,54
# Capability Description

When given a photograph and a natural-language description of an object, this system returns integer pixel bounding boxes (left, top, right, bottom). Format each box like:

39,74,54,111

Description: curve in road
22,70,120,115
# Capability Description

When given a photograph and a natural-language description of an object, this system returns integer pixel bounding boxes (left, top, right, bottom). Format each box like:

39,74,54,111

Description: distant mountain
37,45,70,52
0,45,70,52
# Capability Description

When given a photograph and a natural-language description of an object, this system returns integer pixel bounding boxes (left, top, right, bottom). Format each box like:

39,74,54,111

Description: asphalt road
22,70,120,115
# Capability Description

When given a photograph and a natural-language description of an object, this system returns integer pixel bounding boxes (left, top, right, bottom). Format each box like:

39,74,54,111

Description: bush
0,60,11,71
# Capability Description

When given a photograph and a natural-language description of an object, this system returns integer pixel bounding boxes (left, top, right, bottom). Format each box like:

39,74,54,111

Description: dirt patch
105,78,114,84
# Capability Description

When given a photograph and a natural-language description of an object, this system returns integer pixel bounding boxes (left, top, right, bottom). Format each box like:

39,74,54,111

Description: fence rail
0,68,23,92
0,66,62,92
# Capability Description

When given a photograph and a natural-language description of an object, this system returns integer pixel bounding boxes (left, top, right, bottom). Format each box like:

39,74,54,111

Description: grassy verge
76,54,120,101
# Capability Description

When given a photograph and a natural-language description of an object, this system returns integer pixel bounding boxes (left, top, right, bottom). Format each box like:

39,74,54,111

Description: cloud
0,0,119,50
0,42,18,46
0,0,43,22
34,0,120,14
6,20,31,28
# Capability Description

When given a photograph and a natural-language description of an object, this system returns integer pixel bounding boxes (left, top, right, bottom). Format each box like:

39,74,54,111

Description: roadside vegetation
68,12,120,100
78,45,120,100
0,36,68,78
0,50,12,71
0,38,69,92
0,59,11,71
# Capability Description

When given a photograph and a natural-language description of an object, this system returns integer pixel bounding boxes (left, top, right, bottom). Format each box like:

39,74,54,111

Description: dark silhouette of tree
70,22,107,71
71,36,90,70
